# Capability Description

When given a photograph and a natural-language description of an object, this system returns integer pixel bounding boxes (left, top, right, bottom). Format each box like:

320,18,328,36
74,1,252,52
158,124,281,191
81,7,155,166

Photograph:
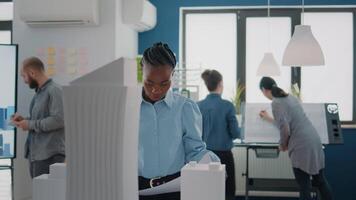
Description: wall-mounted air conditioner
19,0,99,26
122,0,157,32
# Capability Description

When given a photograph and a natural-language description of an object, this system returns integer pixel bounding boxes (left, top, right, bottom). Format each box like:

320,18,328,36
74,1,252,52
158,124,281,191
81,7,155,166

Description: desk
234,143,312,200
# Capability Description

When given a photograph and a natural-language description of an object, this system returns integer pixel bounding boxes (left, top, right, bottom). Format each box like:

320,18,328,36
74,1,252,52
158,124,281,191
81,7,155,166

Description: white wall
115,0,138,59
12,0,138,199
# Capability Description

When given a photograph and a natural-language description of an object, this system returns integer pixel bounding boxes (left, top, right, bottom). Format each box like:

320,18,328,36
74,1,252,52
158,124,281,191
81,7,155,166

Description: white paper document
139,177,180,196
139,153,215,196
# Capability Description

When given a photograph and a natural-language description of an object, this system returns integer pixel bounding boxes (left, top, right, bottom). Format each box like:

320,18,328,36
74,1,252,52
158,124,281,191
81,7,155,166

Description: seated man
139,42,219,200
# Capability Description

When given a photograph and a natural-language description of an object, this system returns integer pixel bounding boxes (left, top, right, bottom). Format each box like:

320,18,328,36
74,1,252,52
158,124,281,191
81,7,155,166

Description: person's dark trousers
29,154,65,178
139,192,180,200
293,168,333,200
213,150,236,200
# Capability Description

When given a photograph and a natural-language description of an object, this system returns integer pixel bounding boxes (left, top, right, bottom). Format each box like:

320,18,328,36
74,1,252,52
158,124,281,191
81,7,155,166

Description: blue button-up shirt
198,93,240,151
139,90,219,178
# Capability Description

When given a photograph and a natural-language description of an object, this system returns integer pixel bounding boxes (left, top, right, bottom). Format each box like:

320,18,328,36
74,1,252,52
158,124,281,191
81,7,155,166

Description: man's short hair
23,57,45,72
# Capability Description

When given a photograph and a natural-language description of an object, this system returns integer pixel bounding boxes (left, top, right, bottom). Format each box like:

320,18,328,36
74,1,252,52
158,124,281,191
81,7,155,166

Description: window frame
299,8,356,126
181,7,356,126
181,9,239,89
181,9,239,100
237,9,301,103
0,0,12,42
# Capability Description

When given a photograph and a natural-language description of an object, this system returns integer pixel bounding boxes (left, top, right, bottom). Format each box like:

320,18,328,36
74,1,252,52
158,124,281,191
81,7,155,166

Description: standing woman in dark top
259,77,333,200
198,69,240,200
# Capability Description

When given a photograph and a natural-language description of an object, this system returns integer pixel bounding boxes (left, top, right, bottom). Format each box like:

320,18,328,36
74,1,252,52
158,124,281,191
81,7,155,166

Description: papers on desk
139,153,214,196
139,177,180,196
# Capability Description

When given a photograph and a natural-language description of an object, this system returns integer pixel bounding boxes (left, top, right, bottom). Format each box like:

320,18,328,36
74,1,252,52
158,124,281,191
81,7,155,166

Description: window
183,11,237,100
236,9,300,104
0,2,12,44
301,12,354,123
0,31,11,44
245,16,292,103
0,2,13,21
182,8,356,125
0,1,12,44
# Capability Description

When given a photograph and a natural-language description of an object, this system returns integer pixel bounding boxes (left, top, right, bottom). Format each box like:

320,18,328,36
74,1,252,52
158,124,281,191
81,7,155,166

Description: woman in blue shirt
139,43,219,200
198,70,240,200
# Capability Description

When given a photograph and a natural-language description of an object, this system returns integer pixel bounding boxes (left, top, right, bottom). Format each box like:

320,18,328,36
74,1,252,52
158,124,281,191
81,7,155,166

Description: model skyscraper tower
63,58,141,200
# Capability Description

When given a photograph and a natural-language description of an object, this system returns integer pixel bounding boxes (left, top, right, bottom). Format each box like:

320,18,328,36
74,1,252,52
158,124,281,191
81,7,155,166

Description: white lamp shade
282,25,325,66
257,52,281,76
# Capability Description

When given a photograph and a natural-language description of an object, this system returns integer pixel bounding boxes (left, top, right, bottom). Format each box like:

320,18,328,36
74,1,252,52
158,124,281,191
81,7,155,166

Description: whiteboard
242,103,329,144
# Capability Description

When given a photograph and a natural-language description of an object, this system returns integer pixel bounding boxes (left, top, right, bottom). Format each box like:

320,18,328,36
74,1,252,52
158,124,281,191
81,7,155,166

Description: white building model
33,163,66,200
63,58,141,200
181,162,225,200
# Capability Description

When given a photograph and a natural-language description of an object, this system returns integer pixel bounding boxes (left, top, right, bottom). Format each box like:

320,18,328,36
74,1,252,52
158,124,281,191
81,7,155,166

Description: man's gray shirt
25,79,65,162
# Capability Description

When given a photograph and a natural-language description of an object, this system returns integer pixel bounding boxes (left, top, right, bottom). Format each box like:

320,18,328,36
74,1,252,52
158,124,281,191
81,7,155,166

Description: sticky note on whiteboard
47,47,56,55
47,57,55,66
46,66,56,77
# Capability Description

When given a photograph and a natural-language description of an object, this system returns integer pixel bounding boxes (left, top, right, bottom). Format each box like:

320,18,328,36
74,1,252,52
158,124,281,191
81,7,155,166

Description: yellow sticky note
47,57,55,65
47,47,56,55
46,66,56,77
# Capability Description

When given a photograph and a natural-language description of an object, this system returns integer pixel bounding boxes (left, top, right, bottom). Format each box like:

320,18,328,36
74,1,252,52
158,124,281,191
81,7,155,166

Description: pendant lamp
282,0,325,66
257,0,281,76
257,53,280,76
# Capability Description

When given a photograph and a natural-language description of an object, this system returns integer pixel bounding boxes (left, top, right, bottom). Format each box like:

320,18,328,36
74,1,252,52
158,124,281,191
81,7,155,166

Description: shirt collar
141,89,173,109
207,93,221,98
36,79,52,93
162,90,173,108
